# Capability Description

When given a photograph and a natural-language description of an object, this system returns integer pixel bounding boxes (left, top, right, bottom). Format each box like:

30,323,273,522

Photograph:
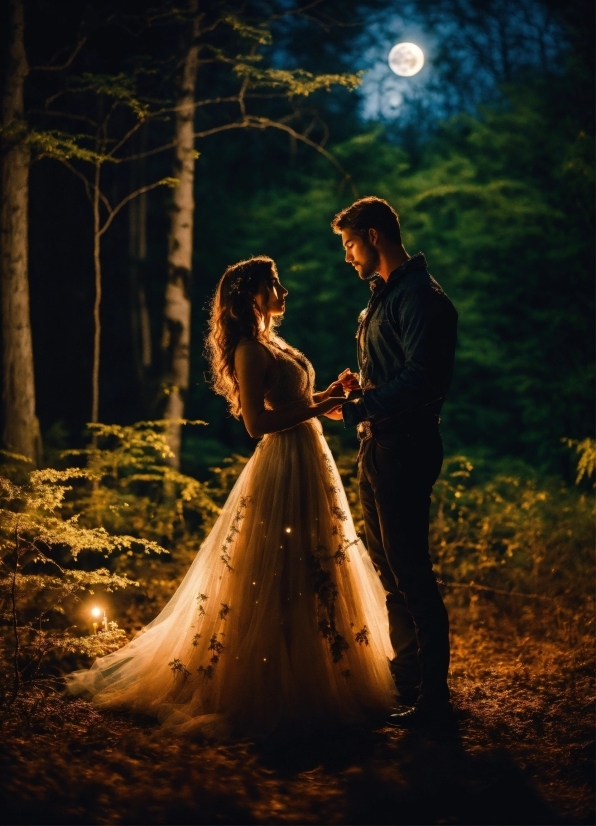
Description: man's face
341,227,380,280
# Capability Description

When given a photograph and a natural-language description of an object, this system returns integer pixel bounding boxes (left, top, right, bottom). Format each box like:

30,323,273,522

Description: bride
67,255,396,739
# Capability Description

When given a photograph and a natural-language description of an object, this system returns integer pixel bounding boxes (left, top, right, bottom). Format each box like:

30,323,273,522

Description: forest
0,0,594,824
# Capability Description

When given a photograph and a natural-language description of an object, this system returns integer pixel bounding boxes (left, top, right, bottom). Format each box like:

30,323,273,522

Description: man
331,196,458,727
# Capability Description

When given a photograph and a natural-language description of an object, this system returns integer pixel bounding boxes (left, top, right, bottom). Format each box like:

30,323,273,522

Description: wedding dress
67,338,396,739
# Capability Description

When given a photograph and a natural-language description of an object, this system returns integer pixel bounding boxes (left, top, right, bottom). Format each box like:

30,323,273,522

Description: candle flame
91,606,101,618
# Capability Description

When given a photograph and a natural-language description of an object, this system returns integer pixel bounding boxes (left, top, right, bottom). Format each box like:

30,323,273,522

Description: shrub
0,421,221,710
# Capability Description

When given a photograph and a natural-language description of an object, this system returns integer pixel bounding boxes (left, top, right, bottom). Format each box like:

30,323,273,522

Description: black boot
387,701,455,730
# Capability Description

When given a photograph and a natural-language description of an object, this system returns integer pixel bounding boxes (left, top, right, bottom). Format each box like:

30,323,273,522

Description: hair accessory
228,276,244,294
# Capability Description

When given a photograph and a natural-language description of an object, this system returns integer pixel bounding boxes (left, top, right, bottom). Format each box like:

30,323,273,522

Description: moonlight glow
388,42,425,77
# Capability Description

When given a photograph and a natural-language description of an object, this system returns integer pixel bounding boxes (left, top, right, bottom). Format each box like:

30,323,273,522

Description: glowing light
91,606,101,618
388,42,424,77
285,527,292,533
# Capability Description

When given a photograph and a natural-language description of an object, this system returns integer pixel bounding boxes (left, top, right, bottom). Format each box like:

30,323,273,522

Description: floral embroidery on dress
221,495,252,570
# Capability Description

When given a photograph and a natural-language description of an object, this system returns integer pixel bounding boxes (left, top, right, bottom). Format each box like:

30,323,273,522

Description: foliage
0,466,149,706
57,420,225,630
562,437,596,485
63,420,220,543
430,458,594,609
332,438,595,623
0,420,224,708
234,65,363,97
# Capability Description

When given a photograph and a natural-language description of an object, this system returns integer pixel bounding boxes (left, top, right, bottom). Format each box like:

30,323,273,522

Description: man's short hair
331,196,402,245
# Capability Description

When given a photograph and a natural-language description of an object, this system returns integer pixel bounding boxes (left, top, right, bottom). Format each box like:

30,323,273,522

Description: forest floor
1,598,594,826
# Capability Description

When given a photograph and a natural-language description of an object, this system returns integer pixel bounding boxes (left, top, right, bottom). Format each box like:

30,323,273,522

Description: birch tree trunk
162,5,199,467
0,0,41,464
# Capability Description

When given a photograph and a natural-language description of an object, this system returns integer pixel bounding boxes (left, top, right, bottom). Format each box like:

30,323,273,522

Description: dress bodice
263,338,315,410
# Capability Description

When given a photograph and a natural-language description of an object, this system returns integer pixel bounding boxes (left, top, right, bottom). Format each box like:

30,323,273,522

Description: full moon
388,42,425,77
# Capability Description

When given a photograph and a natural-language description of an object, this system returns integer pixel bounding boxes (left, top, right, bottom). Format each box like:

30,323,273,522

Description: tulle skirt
66,419,396,739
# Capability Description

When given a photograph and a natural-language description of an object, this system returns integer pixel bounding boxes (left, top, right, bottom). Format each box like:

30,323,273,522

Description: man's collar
387,252,427,282
368,252,427,291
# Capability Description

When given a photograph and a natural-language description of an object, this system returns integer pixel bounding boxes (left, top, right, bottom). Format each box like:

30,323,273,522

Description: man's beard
357,241,381,280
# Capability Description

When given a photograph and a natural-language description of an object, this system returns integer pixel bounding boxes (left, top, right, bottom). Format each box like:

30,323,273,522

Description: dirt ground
1,599,594,825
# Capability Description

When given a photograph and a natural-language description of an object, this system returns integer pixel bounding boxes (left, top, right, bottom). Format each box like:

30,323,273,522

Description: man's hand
337,368,361,393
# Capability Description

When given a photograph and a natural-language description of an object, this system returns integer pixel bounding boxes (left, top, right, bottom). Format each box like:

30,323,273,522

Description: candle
91,606,101,635
102,611,109,632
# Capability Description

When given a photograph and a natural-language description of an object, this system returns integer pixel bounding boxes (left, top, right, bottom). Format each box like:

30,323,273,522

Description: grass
1,593,593,826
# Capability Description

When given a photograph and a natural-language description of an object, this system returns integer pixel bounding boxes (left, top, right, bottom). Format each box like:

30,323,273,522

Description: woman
67,256,396,740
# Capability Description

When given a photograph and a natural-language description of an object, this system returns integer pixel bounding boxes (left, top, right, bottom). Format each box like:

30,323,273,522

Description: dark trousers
358,423,450,707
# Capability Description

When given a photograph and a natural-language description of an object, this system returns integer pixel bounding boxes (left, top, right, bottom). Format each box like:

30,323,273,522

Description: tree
162,2,200,463
53,87,174,425
0,0,41,464
154,2,361,465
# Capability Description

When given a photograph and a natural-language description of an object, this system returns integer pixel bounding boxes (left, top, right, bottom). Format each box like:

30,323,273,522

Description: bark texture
0,0,41,463
162,7,199,466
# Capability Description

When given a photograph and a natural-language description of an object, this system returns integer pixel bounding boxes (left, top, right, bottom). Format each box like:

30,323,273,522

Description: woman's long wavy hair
205,255,279,417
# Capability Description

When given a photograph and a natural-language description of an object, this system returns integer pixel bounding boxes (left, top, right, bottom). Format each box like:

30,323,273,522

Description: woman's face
254,271,288,319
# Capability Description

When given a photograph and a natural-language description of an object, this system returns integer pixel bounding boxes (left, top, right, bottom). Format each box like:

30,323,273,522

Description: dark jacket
342,253,458,428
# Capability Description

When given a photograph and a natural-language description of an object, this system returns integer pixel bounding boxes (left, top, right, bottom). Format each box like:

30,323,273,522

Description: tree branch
108,118,145,158
30,38,88,72
28,109,99,129
193,116,357,196
57,159,93,205
58,159,111,214
111,141,176,164
99,179,173,236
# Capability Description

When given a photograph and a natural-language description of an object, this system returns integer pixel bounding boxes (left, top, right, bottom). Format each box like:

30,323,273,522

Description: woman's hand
326,380,346,398
313,380,345,404
315,395,344,416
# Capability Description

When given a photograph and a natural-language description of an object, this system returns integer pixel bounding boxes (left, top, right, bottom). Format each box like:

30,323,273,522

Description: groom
331,197,458,727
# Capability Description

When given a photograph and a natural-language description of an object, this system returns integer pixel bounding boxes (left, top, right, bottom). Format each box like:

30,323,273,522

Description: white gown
67,339,396,739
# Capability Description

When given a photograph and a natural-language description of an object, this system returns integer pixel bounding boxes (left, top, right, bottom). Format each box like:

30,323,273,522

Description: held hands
318,381,344,419
337,368,361,394
317,369,360,421
323,368,360,420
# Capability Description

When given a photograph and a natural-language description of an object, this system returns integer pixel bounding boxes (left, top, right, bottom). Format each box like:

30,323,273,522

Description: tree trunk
0,0,41,464
129,132,152,414
162,5,199,467
91,161,102,424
